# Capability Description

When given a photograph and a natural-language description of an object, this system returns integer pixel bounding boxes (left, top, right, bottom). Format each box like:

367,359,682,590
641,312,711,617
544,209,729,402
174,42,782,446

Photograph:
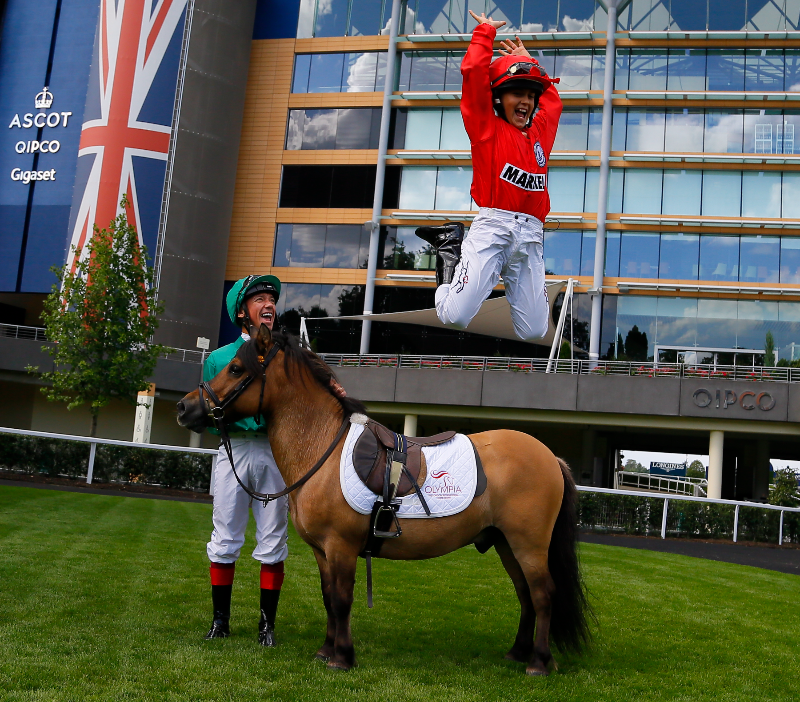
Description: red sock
260,562,285,590
210,562,235,586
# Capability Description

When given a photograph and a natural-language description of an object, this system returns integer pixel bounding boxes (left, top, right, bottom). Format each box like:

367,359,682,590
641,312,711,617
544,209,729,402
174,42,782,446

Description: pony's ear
255,323,272,354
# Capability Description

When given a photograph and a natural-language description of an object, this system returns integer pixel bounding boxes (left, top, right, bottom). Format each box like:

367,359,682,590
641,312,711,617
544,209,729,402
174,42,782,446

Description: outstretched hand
469,10,506,29
499,36,532,58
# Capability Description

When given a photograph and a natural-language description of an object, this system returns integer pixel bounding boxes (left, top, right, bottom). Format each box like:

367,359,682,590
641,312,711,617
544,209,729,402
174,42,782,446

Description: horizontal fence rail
319,354,800,383
614,470,708,497
0,426,216,486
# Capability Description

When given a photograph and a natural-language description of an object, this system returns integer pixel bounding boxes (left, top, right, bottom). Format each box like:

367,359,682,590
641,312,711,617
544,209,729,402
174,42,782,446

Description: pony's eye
229,365,242,376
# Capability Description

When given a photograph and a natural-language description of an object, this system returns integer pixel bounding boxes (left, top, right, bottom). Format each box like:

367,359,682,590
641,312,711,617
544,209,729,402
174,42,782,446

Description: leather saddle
353,419,456,498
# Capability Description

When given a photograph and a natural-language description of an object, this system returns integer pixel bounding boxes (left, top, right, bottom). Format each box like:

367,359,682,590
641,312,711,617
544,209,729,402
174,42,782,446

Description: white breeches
434,207,549,341
207,438,289,565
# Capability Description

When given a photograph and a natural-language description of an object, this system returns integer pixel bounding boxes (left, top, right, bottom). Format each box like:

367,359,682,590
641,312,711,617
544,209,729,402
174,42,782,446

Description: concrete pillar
403,414,418,437
189,431,202,448
707,430,724,499
132,384,155,443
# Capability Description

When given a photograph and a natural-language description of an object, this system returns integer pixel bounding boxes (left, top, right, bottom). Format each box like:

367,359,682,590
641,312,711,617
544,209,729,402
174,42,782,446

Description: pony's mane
236,329,367,417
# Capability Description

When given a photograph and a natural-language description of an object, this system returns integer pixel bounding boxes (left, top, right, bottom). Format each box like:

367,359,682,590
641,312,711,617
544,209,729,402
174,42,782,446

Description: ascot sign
7,87,73,183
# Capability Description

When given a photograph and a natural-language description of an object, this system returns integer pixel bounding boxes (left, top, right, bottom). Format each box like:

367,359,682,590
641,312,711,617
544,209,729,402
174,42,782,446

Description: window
780,238,800,283
745,49,784,92
398,166,437,209
702,170,741,217
623,169,662,214
521,0,558,32
380,226,436,270
667,49,706,91
704,110,744,153
580,231,596,276
280,165,378,208
659,233,699,280
555,50,595,91
348,0,383,36
662,169,701,216
664,109,704,152
435,167,472,210
699,235,740,281
549,168,586,213
404,109,442,150
272,224,369,269
739,236,779,283
314,0,348,37
783,172,800,218
558,0,595,32
397,167,475,210
708,0,746,31
604,231,621,276
544,229,582,275
619,232,659,278
628,50,668,91
439,109,469,149
706,50,746,91
741,171,782,218
292,52,385,93
625,109,665,152
554,110,589,151
583,168,623,213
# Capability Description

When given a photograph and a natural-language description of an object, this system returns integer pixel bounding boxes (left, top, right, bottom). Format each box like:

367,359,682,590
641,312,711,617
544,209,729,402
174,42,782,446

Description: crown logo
35,87,53,109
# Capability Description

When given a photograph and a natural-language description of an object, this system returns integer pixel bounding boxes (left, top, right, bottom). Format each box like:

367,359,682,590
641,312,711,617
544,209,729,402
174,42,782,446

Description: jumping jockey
416,11,562,341
203,275,288,646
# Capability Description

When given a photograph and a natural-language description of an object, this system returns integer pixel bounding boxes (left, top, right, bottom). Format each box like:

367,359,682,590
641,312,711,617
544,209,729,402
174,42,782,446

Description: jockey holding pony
416,11,562,341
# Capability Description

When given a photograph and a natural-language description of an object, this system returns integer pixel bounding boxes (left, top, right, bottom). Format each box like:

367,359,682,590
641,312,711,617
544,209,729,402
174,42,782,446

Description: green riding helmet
226,274,281,327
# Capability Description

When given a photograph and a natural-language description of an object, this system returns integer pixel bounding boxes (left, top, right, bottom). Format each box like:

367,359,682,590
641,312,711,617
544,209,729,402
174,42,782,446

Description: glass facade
273,224,371,268
285,109,382,150
292,52,387,92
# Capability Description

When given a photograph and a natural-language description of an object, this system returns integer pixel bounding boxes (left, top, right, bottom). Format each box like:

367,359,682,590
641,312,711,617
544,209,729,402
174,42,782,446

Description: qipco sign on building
680,380,789,422
8,87,72,184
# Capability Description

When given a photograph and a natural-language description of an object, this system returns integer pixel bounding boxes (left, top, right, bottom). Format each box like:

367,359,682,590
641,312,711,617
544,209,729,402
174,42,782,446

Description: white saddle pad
340,420,477,518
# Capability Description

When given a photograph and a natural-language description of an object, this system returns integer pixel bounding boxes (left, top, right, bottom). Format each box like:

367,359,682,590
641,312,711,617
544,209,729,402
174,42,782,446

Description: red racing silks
460,23,563,220
260,562,285,591
209,561,235,586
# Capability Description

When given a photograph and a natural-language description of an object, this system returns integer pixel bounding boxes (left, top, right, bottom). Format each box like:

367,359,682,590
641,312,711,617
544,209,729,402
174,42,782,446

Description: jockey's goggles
490,61,548,87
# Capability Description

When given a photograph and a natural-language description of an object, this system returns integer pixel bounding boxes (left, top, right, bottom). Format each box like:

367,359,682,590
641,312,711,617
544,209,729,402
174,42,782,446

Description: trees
30,196,167,436
687,460,706,479
765,330,776,367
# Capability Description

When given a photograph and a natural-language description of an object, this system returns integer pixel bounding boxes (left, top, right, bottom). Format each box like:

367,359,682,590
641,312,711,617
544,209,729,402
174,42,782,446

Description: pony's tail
548,457,593,653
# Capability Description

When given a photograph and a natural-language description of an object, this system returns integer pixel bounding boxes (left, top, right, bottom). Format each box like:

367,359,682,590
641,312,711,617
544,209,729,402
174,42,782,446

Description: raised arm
460,12,505,144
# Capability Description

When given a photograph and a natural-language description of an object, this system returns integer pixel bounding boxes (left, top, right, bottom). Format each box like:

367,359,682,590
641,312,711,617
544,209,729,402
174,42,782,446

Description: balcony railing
319,354,800,383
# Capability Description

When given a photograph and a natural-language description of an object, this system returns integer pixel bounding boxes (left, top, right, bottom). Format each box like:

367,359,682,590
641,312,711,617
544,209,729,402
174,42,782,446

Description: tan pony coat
177,325,589,675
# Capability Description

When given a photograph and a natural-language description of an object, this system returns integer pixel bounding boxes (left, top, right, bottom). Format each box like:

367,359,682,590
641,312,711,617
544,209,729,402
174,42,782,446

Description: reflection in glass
549,168,586,213
616,295,657,359
292,55,311,93
662,169,701,215
623,169,662,214
555,50,594,91
665,109,704,151
667,1,707,31
405,109,442,150
605,231,620,276
302,109,337,149
704,110,744,152
558,0,595,31
285,110,304,149
583,168,623,213
656,298,698,351
399,167,437,209
620,232,659,278
625,0,671,31
780,238,800,283
336,109,376,149
744,110,785,154
289,225,326,266
628,49,668,91
708,0,746,31
397,52,413,90
435,167,472,210
667,49,706,91
343,53,378,92
439,109,469,149
699,235,739,281
659,233,699,280
580,231,596,276
411,0,452,34
273,224,293,267
444,51,465,91
706,50,745,91
543,229,581,275
615,48,630,90
782,171,800,218
745,49,784,92
323,225,364,268
554,110,589,151
308,53,345,92
741,171,782,218
588,108,603,150
702,170,741,216
382,226,436,270
781,111,800,154
348,0,382,36
785,50,800,91
739,236,780,283
409,52,447,91
747,0,786,31
520,0,558,32
611,108,627,150
625,109,665,151
314,0,348,38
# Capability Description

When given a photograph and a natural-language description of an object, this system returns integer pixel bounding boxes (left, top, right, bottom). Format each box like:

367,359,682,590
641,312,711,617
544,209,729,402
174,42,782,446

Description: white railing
319,353,800,383
577,485,800,545
614,471,708,497
0,426,216,485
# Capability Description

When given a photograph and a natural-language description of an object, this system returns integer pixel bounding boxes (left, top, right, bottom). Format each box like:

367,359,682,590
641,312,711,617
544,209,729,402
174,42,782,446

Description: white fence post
661,498,669,539
733,504,740,543
86,442,97,484
779,510,784,546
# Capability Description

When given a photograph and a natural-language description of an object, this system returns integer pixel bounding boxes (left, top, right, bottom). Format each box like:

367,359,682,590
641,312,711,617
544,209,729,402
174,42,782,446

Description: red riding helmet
488,55,560,94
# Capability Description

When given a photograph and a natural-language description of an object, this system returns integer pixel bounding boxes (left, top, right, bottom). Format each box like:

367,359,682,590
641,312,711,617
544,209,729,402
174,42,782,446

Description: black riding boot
258,589,281,647
415,222,465,286
205,584,232,639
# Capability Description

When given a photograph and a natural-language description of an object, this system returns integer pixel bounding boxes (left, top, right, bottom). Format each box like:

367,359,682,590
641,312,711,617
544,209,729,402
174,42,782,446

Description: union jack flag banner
66,0,188,273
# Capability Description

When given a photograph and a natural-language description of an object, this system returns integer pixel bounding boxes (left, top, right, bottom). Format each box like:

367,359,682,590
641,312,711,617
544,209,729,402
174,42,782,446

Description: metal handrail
577,485,800,544
0,426,216,485
615,471,708,497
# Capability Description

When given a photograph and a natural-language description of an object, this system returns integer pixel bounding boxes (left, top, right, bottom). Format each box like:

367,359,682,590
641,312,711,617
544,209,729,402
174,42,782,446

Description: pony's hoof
525,665,549,677
315,651,330,661
326,660,352,671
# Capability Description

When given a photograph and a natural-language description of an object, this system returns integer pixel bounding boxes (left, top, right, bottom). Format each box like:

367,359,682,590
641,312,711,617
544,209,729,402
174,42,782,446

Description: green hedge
0,433,213,492
578,492,800,544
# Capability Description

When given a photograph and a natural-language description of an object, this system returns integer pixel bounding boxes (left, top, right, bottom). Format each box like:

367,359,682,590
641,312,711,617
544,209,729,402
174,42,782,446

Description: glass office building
231,0,800,361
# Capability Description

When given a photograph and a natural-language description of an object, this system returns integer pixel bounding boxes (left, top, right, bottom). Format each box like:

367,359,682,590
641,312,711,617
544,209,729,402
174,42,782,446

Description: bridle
197,338,350,506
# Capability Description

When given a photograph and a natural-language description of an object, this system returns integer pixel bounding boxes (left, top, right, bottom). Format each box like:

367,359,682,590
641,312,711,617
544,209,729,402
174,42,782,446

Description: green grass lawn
1,486,799,702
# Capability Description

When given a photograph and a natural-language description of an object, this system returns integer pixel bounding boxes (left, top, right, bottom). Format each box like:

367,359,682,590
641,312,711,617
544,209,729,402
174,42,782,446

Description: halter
198,338,350,506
